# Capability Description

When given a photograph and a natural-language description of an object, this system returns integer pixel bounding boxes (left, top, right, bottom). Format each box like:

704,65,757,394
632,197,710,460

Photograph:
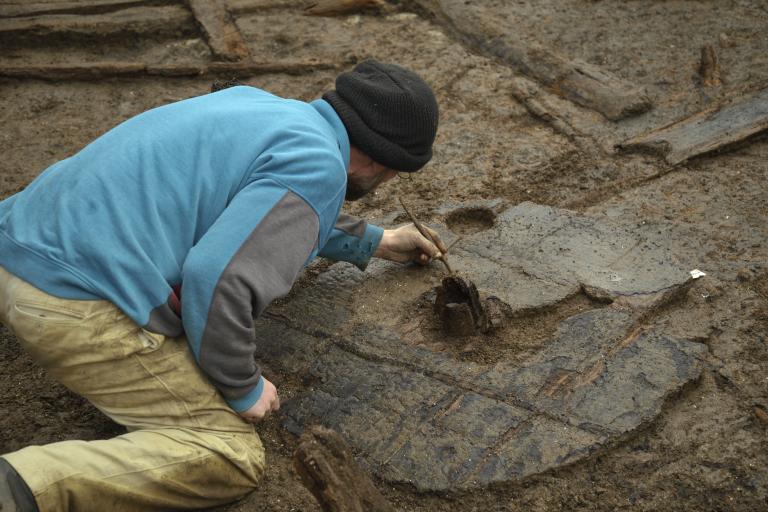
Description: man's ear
348,146,372,175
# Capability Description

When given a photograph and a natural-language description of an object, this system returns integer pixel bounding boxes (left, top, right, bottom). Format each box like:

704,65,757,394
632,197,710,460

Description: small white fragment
427,29,447,40
389,12,418,21
344,15,362,25
690,269,706,279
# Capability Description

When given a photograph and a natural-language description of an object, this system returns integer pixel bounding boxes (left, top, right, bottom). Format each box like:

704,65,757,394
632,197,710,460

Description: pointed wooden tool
398,197,453,274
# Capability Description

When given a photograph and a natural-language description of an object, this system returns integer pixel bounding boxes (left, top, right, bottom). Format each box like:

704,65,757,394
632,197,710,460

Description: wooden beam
0,1,171,19
617,87,768,165
293,426,395,512
227,0,309,16
508,75,594,150
185,0,251,62
0,60,338,80
0,5,192,38
414,0,651,121
0,0,131,18
304,0,386,16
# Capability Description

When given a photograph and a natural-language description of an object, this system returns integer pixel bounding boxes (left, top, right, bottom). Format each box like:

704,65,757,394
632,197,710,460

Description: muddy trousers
0,267,265,511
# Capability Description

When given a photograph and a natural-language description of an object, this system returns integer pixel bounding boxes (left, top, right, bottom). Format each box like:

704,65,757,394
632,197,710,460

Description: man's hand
373,223,448,265
239,377,280,423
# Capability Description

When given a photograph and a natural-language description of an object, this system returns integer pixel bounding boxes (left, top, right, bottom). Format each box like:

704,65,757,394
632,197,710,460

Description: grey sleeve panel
198,191,319,399
146,301,183,337
333,213,367,238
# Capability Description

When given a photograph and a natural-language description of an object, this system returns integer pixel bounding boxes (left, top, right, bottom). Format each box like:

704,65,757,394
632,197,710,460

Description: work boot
0,459,38,512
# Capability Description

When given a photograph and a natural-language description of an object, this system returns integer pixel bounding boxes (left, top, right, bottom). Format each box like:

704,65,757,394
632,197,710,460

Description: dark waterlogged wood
185,0,251,62
293,426,396,512
228,0,308,15
304,0,386,16
0,0,166,18
0,60,336,80
415,0,651,120
508,75,593,150
618,87,768,165
0,5,191,38
434,275,492,336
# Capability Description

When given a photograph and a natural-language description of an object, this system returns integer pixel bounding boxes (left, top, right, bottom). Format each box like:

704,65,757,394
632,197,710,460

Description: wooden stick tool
398,197,453,274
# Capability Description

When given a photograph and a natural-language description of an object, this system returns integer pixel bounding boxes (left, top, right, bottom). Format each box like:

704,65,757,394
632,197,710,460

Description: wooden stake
698,44,722,87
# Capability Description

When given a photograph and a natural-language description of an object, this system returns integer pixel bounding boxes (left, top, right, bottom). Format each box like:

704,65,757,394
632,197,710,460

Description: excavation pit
444,206,496,236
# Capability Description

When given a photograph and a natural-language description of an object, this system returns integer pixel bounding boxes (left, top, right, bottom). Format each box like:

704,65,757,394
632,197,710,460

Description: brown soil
2,1,767,511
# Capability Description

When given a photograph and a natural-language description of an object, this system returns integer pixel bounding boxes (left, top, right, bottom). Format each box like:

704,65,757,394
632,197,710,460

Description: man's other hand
239,377,280,423
373,223,448,265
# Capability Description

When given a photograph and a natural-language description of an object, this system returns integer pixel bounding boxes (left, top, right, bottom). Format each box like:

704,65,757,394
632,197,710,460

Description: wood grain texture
618,87,768,165
0,5,191,37
414,0,652,121
0,0,166,18
293,426,396,512
185,0,251,61
0,60,336,80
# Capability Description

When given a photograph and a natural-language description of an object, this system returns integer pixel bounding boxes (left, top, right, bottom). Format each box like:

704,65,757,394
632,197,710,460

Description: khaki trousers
0,267,265,511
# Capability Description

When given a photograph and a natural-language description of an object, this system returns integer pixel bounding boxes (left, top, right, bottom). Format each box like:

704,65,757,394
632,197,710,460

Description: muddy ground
1,0,767,511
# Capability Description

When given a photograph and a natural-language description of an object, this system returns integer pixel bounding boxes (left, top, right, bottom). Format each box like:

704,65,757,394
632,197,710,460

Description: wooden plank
0,5,192,38
508,75,594,151
0,60,337,80
304,0,385,16
0,62,148,80
185,0,251,62
227,0,308,15
617,87,768,165
0,1,169,19
293,426,396,512
414,0,651,121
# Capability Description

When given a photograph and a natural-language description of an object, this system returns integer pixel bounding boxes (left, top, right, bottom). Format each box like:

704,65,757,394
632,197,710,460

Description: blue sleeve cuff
319,223,384,271
358,224,384,269
225,376,265,412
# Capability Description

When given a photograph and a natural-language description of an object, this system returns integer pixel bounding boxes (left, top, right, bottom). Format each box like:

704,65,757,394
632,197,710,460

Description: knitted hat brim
324,90,432,172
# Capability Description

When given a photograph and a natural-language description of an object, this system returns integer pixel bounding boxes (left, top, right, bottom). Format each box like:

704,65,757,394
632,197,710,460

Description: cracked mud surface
1,1,767,511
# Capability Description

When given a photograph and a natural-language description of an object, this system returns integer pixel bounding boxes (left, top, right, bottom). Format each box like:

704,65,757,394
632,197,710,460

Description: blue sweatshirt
0,86,383,412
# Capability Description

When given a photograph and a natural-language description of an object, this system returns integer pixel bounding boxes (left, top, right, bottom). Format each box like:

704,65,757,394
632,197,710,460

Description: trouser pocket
9,300,90,349
135,329,165,354
14,300,88,322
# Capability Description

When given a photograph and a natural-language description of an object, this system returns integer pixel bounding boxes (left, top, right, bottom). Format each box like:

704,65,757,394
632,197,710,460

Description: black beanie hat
323,59,439,172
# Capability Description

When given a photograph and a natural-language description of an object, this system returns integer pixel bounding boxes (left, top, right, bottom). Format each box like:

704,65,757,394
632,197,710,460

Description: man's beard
345,180,373,201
